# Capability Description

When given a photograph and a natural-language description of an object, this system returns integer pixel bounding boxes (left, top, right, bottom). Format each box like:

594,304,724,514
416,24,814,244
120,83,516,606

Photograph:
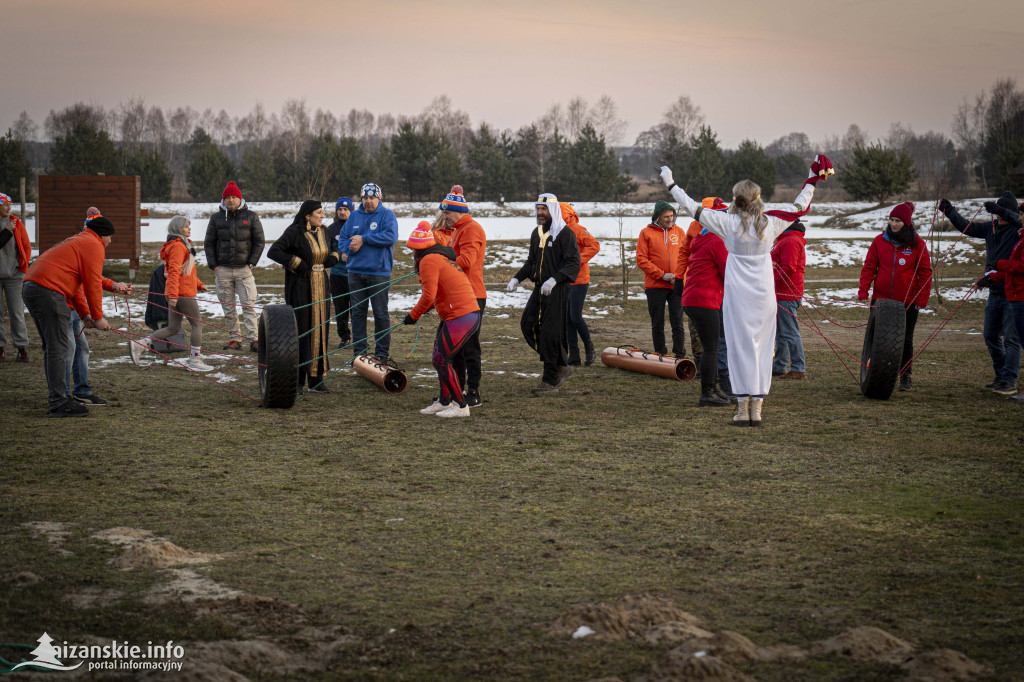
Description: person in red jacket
22,216,114,417
771,220,807,379
677,197,729,367
131,216,212,371
637,200,687,356
560,202,601,366
990,217,1024,401
682,227,732,407
403,222,481,418
858,202,933,391
442,185,487,407
0,192,32,362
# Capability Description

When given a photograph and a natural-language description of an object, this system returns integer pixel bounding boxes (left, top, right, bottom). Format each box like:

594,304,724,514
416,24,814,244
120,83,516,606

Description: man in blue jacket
338,183,399,360
940,193,1022,395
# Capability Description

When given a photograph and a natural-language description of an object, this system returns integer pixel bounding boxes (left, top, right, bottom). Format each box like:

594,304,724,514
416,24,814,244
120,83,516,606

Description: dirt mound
753,643,807,663
92,527,222,570
139,659,250,681
23,521,73,556
193,595,308,636
2,571,42,587
69,587,124,609
650,650,756,682
550,595,701,642
902,648,991,681
812,625,915,664
187,641,292,674
644,621,715,646
145,568,244,604
667,631,759,666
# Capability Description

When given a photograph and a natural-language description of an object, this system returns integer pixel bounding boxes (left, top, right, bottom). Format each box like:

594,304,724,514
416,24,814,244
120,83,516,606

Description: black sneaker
899,375,913,391
308,383,330,394
49,397,89,418
465,389,482,408
992,381,1017,396
73,393,108,406
984,378,1000,389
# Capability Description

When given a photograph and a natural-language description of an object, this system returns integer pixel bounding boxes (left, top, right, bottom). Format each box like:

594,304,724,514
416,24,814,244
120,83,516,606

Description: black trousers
903,304,919,375
22,281,72,410
330,273,351,343
684,305,721,388
645,284,686,356
452,297,485,390
521,285,570,385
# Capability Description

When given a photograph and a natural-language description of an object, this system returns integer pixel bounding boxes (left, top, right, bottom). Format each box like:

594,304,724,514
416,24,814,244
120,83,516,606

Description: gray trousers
0,271,29,348
22,281,72,410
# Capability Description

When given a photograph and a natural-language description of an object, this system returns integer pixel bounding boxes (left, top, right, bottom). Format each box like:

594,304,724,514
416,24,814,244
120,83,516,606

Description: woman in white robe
659,156,833,426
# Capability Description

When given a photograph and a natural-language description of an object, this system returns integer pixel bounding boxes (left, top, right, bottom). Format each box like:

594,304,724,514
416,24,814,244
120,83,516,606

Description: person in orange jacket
858,202,933,391
431,211,454,247
403,222,482,418
131,216,213,371
22,216,114,417
0,192,32,362
637,200,688,356
441,185,487,407
560,202,601,366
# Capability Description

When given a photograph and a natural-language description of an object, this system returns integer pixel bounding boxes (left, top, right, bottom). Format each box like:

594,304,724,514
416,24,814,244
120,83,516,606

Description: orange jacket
5,215,32,273
560,203,600,285
160,238,205,298
410,252,480,322
25,229,107,320
675,221,703,283
449,214,487,299
636,223,686,289
432,227,454,247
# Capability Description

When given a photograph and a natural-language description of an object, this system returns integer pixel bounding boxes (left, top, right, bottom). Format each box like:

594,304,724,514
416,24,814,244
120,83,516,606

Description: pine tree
238,145,276,201
0,129,34,200
467,124,516,201
725,139,777,201
124,147,172,201
686,125,727,199
774,153,808,186
566,124,636,200
49,122,121,175
186,127,234,201
840,143,917,203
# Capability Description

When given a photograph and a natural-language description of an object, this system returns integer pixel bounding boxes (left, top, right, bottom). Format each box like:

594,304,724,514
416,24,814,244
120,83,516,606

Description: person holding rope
771,219,808,380
268,201,338,394
22,216,115,417
0,192,31,363
327,197,355,348
561,202,600,367
990,205,1024,402
661,155,833,426
939,193,1021,396
131,216,213,372
508,193,581,394
404,222,481,418
338,183,399,362
858,202,932,392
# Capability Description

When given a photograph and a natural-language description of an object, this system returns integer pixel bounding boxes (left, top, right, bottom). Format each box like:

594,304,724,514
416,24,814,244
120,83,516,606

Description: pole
19,177,26,242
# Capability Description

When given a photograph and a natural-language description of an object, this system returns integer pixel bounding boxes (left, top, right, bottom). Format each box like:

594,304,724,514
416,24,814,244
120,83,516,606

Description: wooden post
19,177,26,242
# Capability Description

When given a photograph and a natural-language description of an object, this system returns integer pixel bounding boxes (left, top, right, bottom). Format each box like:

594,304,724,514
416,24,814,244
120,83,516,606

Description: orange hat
406,221,436,250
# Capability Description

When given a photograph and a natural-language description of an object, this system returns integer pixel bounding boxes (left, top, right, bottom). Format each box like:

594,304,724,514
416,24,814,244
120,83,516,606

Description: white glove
659,166,675,188
507,278,519,292
540,277,557,296
661,272,675,282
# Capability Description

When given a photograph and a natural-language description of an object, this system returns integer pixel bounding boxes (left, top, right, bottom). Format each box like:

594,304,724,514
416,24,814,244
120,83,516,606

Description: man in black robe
508,193,581,394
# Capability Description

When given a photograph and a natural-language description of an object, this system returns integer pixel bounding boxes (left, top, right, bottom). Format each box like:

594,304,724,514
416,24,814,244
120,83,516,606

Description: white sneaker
436,403,470,418
420,399,449,415
130,337,151,366
186,356,215,372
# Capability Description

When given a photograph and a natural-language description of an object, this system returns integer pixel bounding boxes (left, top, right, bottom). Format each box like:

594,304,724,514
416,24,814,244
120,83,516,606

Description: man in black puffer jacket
940,192,1022,395
204,181,265,351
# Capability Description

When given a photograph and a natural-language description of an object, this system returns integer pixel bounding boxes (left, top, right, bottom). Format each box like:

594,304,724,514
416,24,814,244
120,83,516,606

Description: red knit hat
222,181,242,200
889,202,914,227
406,221,436,250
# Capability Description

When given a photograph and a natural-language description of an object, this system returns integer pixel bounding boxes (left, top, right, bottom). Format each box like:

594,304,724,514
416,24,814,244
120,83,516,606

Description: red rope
898,283,980,377
121,289,256,341
119,327,266,367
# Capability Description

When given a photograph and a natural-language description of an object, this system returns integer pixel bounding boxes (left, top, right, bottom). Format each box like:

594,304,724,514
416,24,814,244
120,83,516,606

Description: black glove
938,198,952,215
324,253,339,269
403,314,416,326
984,201,999,214
293,259,309,275
976,274,992,288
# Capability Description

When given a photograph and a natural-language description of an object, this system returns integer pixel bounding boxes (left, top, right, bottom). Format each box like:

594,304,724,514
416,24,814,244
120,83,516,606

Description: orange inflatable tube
600,346,697,381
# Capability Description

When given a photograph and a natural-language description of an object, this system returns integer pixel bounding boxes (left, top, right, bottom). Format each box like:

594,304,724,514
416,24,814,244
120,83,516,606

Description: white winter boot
749,397,763,427
731,396,750,426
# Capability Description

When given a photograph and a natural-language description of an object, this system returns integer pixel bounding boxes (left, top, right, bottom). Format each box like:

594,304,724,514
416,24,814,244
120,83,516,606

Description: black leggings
683,305,720,387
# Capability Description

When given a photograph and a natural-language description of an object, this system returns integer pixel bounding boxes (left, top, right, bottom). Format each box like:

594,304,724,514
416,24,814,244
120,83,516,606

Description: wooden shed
37,175,146,278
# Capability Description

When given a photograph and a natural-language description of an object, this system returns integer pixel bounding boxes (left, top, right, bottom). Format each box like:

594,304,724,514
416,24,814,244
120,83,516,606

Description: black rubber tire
860,299,906,400
258,304,299,409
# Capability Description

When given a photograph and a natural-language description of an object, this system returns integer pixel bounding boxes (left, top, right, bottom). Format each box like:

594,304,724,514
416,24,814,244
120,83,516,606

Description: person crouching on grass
131,216,213,371
857,202,932,392
22,216,114,417
403,222,481,418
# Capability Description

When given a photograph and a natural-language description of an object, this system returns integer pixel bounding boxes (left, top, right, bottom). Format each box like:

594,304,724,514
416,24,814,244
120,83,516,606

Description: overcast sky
6,0,1023,148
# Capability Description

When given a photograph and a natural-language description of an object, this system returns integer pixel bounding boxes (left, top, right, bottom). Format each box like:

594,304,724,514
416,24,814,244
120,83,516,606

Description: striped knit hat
439,185,468,213
406,221,437,250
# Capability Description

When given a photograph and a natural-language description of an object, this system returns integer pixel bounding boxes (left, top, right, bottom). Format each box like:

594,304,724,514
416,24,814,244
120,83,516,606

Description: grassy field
1,252,1022,681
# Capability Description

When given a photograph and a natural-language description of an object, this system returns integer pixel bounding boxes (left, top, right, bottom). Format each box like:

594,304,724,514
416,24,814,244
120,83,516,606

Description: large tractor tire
258,304,299,409
860,298,906,400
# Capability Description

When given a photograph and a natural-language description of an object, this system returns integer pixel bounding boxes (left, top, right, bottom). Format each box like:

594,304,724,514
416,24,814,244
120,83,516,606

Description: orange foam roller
353,354,408,394
600,346,697,381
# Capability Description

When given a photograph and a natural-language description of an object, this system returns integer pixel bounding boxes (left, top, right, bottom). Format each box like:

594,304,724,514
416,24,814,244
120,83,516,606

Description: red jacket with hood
858,230,932,307
771,225,806,301
681,229,728,310
994,228,1024,301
